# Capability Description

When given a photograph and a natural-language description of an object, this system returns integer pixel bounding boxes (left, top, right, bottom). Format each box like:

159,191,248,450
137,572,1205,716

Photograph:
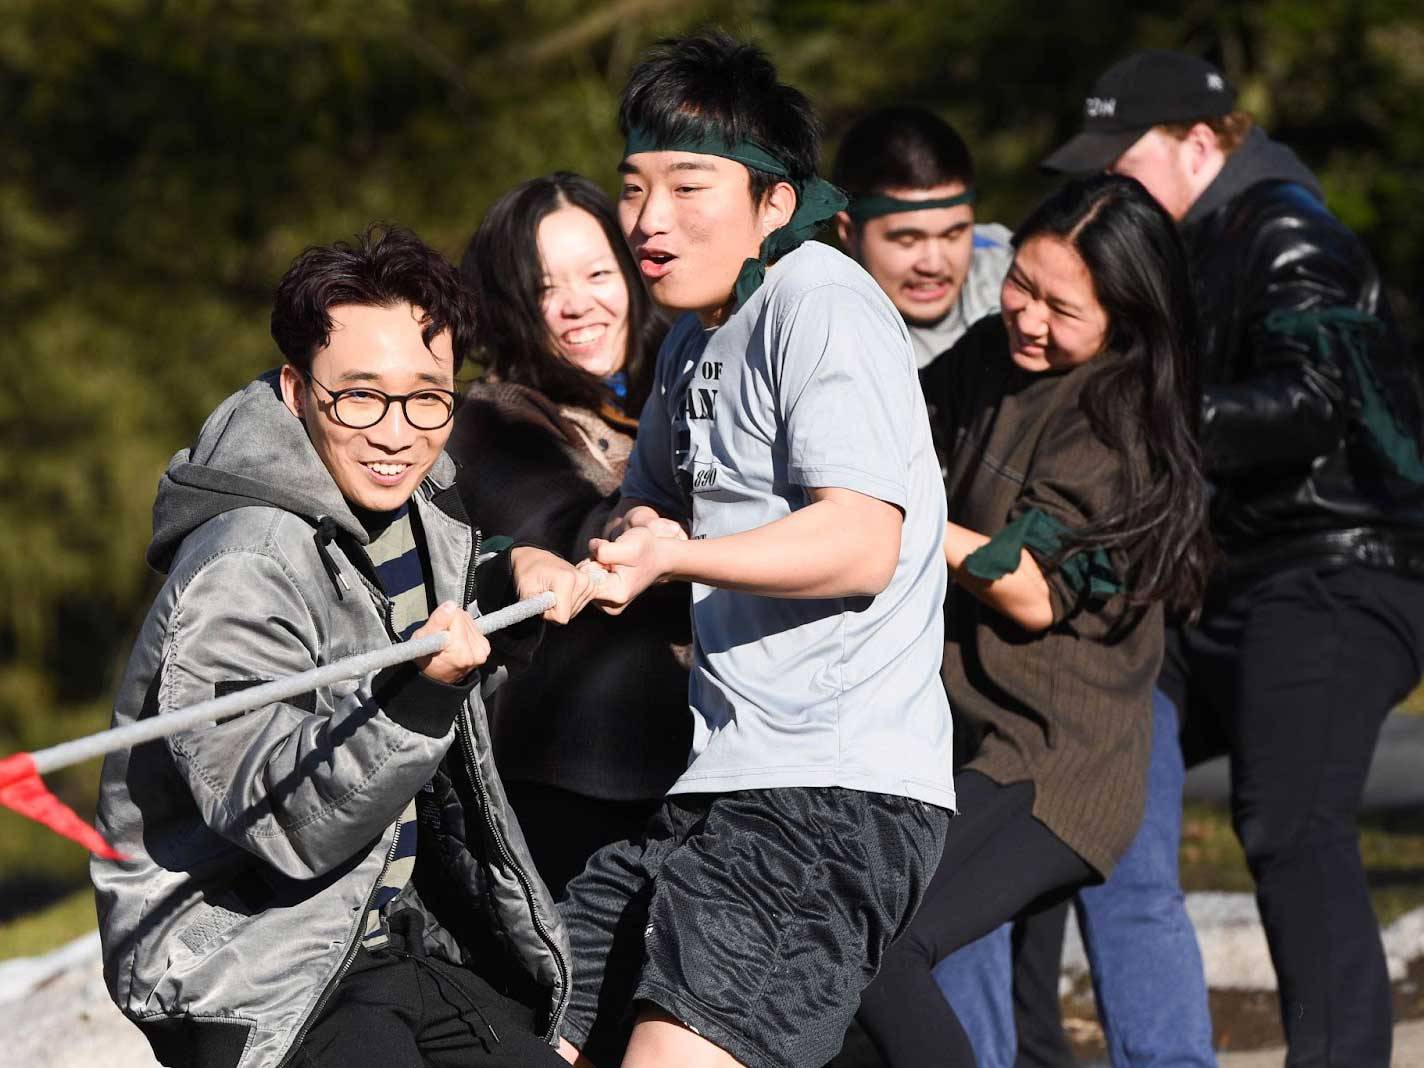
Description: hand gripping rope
0,586,583,858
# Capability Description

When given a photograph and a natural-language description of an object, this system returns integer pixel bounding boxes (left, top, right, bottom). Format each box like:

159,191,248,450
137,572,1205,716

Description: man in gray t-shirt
832,106,1014,369
620,238,954,806
560,33,952,1068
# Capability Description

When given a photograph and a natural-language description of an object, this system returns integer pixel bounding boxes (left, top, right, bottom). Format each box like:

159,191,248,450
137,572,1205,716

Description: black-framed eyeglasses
304,373,459,430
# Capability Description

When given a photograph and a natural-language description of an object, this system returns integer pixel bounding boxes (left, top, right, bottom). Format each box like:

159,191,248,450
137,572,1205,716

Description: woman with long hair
855,174,1214,1066
446,172,688,897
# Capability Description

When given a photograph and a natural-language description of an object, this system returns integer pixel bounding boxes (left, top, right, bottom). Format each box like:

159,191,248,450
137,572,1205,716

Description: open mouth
563,324,608,348
904,280,951,302
361,461,412,486
638,249,675,279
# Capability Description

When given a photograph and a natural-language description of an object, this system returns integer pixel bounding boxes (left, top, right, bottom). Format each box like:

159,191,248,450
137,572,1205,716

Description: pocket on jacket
176,904,248,956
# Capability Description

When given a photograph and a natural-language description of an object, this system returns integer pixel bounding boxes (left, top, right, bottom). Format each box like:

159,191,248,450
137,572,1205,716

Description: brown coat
922,317,1162,877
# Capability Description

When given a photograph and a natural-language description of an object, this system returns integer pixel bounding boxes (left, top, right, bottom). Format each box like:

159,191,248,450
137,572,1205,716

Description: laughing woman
855,174,1215,1067
446,172,689,897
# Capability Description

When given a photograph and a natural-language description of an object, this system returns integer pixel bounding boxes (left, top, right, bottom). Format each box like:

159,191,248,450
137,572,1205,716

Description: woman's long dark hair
1015,174,1215,616
461,172,664,415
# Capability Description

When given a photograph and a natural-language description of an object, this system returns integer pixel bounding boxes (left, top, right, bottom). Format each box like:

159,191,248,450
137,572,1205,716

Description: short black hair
831,107,975,200
618,31,820,203
270,224,476,376
461,172,664,414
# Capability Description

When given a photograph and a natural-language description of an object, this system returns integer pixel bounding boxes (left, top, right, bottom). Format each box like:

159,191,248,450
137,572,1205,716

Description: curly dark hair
270,223,477,375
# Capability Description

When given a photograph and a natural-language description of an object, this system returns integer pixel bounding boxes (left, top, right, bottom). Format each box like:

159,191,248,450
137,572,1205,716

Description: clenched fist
411,601,491,684
510,546,598,624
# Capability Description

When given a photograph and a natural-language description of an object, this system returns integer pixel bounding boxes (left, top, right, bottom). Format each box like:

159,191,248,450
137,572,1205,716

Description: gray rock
0,934,155,1068
8,898,1424,1065
1063,894,1424,992
0,931,101,1007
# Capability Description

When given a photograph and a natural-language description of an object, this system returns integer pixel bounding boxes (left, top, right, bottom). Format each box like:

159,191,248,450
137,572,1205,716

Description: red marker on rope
0,586,577,859
0,752,123,860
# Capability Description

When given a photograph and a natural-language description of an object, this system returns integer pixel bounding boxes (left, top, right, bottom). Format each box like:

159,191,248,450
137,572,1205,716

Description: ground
3,692,1423,1063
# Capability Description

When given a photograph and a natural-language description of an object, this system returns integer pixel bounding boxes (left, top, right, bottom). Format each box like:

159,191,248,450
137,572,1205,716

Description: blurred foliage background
1,0,1421,920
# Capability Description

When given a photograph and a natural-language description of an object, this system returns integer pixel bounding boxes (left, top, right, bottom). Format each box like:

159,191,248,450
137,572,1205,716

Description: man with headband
831,107,1014,371
562,32,955,1068
831,109,1069,1068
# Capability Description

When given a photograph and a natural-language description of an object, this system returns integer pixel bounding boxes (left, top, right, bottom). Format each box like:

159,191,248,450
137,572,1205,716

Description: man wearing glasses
93,225,592,1068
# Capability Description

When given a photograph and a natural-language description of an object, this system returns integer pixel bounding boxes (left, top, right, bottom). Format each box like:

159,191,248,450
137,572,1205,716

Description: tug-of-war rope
0,588,570,860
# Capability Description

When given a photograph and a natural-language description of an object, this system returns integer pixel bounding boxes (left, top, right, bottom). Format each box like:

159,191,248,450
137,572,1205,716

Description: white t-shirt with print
622,241,955,810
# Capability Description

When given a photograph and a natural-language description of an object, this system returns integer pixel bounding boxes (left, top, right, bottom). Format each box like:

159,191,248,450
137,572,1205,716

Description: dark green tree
2,0,1419,914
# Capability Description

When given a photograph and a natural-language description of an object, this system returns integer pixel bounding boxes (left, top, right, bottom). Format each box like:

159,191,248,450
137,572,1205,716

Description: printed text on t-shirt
679,360,723,421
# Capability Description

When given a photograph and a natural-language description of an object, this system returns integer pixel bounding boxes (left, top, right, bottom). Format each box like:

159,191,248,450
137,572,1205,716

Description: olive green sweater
922,317,1162,878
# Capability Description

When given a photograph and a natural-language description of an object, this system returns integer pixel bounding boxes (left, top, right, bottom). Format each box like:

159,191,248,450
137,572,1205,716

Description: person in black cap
1041,49,1243,198
1038,48,1424,1068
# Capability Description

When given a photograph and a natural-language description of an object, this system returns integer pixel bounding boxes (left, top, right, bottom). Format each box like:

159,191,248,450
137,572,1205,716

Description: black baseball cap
1042,50,1237,173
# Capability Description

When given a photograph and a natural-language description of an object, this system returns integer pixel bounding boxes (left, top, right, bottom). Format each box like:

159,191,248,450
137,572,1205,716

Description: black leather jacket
1184,173,1424,583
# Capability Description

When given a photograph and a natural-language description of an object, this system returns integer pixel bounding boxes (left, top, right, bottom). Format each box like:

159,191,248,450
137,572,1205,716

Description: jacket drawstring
390,909,502,1046
313,516,350,600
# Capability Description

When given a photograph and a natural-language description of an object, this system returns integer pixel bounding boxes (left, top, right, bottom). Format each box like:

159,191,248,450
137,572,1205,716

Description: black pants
504,780,661,901
856,771,1094,1068
1007,902,1075,1067
293,914,565,1068
1008,565,1424,1067
1167,564,1424,1067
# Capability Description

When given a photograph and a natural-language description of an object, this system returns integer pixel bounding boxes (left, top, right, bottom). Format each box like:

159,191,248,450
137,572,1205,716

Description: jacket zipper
278,807,401,1065
283,505,532,1061
466,528,482,609
456,715,570,1042
380,592,398,645
461,524,569,1042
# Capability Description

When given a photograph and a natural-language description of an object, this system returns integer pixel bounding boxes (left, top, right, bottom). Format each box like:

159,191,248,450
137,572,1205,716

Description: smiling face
618,150,794,325
536,205,632,378
839,183,976,327
279,302,456,513
1000,235,1110,373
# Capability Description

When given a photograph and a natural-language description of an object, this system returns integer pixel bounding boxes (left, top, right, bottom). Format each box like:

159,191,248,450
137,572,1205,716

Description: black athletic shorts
559,786,949,1068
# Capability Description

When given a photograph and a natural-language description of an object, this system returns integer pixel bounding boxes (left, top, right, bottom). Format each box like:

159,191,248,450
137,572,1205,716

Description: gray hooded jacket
92,373,571,1068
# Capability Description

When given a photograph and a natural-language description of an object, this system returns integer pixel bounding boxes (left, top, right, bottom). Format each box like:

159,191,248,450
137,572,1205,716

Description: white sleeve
775,285,914,510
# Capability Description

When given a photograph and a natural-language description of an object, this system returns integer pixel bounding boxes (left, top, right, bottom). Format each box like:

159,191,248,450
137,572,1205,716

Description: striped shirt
358,503,434,949
366,503,431,639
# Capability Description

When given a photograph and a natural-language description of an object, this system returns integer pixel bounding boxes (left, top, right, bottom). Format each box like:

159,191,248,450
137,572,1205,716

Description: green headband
623,126,848,310
624,126,792,178
846,189,977,223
